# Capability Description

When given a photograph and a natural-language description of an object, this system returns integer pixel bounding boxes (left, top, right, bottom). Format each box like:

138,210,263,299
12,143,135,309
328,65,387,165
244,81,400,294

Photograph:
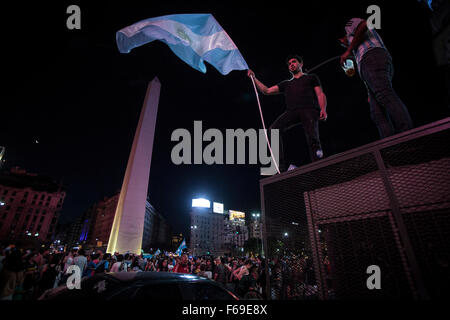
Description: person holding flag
247,55,328,171
173,254,190,274
175,239,187,256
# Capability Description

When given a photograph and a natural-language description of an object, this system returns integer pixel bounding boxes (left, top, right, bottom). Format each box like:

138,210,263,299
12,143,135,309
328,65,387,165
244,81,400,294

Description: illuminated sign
192,198,210,208
213,202,224,214
229,210,245,220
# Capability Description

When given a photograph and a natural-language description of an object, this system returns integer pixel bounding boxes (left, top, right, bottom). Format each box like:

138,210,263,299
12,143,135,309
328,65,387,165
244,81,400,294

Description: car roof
40,272,237,300
105,272,212,283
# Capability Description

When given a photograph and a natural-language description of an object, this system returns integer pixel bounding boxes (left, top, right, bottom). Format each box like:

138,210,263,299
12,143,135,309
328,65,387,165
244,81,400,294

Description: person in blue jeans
339,18,413,138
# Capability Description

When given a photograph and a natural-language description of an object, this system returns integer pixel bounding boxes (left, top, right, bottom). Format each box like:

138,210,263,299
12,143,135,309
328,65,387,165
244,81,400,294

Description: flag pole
250,75,281,175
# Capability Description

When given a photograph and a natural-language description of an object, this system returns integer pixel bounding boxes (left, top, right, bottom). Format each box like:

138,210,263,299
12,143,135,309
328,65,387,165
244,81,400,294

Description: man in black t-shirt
248,54,327,172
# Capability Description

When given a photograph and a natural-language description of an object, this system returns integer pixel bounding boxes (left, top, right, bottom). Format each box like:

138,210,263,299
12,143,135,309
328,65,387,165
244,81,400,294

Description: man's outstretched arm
247,70,280,95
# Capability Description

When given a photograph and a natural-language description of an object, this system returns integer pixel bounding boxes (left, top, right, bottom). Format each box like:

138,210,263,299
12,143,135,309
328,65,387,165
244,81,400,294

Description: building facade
0,167,65,245
224,214,249,256
142,200,172,252
89,193,120,248
249,219,262,239
189,200,250,256
67,193,171,252
190,207,228,256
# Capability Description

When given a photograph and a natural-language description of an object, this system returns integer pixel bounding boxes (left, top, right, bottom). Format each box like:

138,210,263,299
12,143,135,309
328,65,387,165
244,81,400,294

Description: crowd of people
0,244,320,300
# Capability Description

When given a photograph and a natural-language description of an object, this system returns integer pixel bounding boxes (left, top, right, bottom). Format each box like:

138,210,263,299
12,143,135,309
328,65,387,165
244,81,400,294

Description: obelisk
107,77,161,254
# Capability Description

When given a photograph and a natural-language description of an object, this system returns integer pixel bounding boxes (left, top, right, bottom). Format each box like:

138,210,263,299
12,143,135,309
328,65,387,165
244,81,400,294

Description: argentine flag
116,14,248,75
175,238,187,256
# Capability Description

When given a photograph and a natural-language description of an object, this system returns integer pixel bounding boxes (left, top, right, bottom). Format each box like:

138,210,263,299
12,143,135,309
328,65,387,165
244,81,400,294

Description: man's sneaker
316,149,324,159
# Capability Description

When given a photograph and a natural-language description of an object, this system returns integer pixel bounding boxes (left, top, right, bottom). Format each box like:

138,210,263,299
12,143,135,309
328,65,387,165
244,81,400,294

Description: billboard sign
213,202,224,214
229,210,245,220
192,198,210,208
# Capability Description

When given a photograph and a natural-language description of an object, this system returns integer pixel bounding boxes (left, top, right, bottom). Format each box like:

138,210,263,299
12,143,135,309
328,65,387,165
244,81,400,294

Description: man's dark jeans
270,108,323,172
360,48,413,138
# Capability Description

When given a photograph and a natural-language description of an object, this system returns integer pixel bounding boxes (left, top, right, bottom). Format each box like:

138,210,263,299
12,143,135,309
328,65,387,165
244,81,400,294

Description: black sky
2,1,448,236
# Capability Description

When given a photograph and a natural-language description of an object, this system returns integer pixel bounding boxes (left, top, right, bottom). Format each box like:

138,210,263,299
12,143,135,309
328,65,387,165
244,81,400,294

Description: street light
252,213,262,256
0,201,5,206
284,232,288,237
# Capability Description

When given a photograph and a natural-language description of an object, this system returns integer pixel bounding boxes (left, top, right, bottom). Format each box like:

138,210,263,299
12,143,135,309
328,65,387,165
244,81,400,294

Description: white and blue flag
116,13,248,75
175,238,187,256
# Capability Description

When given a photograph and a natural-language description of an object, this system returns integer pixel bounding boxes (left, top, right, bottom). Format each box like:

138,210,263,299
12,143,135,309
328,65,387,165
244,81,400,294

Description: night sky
2,1,448,236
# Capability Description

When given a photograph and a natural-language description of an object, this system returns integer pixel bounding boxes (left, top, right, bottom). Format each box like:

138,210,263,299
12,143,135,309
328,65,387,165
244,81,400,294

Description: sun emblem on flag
176,27,191,44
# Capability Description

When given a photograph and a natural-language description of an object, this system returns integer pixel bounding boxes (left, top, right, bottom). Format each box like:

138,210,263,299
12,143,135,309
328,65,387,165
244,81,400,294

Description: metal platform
260,118,450,300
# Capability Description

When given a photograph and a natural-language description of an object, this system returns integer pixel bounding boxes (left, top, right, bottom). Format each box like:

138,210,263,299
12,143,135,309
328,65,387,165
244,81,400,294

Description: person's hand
320,109,328,121
247,69,255,78
338,36,348,48
340,49,352,66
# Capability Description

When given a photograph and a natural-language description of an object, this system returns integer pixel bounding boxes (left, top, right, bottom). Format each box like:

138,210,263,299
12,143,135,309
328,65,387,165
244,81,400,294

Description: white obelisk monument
107,77,161,254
